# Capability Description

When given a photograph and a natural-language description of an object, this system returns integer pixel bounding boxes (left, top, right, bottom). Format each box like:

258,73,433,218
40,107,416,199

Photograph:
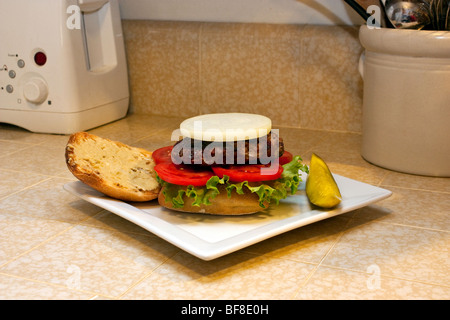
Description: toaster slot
81,1,117,73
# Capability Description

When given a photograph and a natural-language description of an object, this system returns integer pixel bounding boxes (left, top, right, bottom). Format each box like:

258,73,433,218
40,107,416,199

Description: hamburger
154,113,309,215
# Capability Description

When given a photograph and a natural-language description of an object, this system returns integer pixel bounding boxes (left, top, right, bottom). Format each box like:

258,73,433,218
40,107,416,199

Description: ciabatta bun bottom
158,184,268,215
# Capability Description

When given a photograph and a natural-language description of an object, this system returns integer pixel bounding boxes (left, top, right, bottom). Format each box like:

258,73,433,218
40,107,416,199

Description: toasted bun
158,184,268,215
65,132,160,202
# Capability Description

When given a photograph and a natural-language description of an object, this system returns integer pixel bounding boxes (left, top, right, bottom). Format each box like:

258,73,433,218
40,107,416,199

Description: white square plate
64,172,392,260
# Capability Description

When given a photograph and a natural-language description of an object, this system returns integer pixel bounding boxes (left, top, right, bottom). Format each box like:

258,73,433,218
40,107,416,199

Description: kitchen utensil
345,0,391,28
383,0,431,29
357,0,394,28
427,0,450,30
0,0,129,134
344,0,372,21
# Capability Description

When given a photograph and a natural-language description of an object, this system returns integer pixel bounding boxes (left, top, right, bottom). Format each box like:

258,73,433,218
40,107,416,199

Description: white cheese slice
179,113,272,142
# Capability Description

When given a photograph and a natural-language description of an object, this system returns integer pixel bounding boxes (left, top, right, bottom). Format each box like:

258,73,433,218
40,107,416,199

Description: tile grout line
0,176,53,202
114,249,182,299
0,165,74,181
296,27,303,130
359,218,450,234
0,138,45,146
290,216,356,299
315,263,450,289
0,212,114,299
198,22,204,115
0,145,36,160
0,138,55,160
0,270,112,300
379,183,450,195
376,170,389,187
0,223,78,270
0,200,104,270
289,212,450,298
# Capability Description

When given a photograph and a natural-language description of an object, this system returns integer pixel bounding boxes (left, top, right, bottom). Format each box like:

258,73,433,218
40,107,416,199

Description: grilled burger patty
172,131,284,166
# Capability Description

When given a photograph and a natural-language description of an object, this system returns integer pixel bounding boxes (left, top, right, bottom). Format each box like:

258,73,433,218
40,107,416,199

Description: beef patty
172,131,284,166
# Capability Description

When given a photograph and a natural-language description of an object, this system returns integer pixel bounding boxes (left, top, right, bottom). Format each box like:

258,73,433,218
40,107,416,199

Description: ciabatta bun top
65,132,160,202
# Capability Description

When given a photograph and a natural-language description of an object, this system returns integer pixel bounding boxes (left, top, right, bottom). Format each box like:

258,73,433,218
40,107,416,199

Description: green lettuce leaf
158,156,309,209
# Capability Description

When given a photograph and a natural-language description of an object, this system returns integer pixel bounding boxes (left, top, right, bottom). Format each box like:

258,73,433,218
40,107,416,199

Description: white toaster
0,0,129,134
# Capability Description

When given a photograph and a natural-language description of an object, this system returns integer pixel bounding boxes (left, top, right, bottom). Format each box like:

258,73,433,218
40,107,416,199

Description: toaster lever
78,0,109,13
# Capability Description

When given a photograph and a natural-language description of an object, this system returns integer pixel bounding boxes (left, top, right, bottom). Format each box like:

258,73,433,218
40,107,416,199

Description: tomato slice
152,146,173,164
212,164,283,183
279,151,293,165
154,162,214,186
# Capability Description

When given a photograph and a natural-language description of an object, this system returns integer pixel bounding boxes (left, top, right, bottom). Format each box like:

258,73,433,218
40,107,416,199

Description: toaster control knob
23,78,48,104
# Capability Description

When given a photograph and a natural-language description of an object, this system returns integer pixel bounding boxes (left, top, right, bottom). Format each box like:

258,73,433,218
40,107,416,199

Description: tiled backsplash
122,20,364,133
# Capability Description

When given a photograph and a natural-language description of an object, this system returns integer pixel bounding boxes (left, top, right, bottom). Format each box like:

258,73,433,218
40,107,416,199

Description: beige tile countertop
0,113,448,300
